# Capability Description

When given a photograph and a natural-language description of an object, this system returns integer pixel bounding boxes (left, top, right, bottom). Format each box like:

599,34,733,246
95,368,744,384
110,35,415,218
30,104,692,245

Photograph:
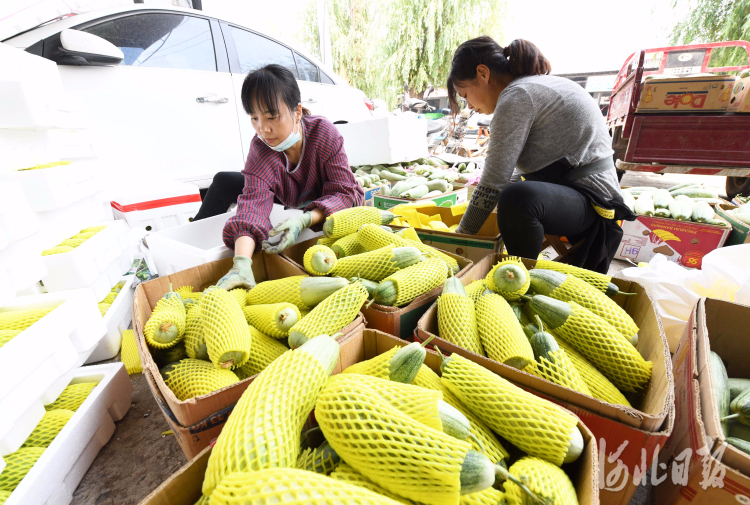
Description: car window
295,52,318,82
229,26,297,77
84,13,216,71
320,72,335,85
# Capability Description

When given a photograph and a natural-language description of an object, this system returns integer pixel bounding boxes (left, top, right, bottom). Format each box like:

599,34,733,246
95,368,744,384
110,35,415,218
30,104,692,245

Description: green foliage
298,0,507,108
670,0,750,67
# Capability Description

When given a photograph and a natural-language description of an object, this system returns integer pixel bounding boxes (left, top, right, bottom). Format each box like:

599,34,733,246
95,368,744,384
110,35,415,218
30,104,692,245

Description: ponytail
447,37,551,113
301,107,312,116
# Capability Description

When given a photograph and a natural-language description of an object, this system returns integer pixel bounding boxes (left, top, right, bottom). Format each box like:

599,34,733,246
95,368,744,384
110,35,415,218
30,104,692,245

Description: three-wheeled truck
606,41,750,199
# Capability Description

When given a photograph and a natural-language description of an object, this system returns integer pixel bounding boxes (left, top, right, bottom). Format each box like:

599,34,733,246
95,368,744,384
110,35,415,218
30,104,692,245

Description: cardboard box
374,186,468,210
363,182,390,206
390,206,502,264
656,298,750,504
282,238,473,339
133,253,365,458
140,329,600,505
636,75,736,113
714,204,750,246
728,76,750,113
335,116,428,166
416,253,675,504
615,215,731,269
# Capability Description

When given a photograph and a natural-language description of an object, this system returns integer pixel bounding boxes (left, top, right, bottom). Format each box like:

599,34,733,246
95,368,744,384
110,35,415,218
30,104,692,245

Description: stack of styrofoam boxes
110,179,203,232
2,362,132,505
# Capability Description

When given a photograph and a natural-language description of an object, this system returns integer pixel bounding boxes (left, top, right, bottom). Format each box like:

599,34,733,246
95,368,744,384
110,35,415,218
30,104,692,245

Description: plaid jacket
223,115,363,249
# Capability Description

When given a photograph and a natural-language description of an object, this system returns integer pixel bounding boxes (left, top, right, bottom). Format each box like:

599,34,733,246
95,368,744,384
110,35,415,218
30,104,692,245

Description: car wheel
726,176,750,200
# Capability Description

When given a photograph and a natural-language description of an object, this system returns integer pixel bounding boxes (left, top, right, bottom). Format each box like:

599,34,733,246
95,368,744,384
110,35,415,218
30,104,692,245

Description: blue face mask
264,112,302,152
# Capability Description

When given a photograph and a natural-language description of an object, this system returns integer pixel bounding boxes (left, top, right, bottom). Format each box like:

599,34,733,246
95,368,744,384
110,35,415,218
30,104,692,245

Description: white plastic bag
615,244,750,351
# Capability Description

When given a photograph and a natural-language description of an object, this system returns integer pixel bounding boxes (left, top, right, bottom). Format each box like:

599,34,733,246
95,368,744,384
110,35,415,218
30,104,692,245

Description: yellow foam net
379,257,448,307
41,245,75,256
504,457,579,505
535,260,610,293
45,382,97,412
475,293,533,368
552,274,639,341
331,233,365,258
235,326,288,380
0,490,11,503
183,305,207,360
0,447,45,492
242,303,300,339
246,275,308,309
316,373,470,505
465,280,487,305
485,257,530,301
202,343,333,496
357,223,459,273
325,207,385,239
162,358,239,401
200,288,251,369
330,463,412,504
0,330,21,348
317,236,338,247
441,354,579,466
228,288,248,308
342,345,399,380
288,282,367,346
295,443,339,475
144,296,187,349
304,245,338,276
330,244,405,281
120,329,143,375
209,469,404,505
556,337,631,406
413,365,509,463
438,293,484,355
525,349,591,397
0,306,58,331
554,301,651,393
21,409,74,448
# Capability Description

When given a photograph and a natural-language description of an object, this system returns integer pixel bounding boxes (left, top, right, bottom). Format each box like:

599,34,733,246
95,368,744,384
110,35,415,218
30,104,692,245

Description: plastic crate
0,290,106,456
86,276,135,364
0,161,99,213
110,180,202,232
41,220,131,294
2,363,132,505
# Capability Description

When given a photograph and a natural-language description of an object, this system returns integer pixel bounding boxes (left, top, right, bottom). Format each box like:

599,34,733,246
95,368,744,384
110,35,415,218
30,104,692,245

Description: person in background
209,64,363,290
449,37,634,273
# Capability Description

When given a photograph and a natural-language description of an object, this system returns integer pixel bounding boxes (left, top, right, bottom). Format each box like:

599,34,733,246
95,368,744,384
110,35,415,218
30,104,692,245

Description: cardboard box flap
140,446,210,505
416,253,673,433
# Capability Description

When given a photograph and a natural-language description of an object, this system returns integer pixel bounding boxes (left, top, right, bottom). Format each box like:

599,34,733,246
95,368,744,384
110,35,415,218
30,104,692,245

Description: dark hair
241,64,311,117
447,37,551,113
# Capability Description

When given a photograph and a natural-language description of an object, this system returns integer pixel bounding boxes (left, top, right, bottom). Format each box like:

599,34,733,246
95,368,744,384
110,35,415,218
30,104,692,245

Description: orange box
728,76,750,113
636,75,735,113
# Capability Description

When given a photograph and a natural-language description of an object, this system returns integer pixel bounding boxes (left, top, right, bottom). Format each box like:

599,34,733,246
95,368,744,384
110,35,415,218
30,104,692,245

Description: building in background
556,70,618,116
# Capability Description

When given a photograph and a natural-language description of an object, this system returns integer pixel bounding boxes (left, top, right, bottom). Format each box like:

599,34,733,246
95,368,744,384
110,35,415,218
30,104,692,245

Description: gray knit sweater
459,75,623,234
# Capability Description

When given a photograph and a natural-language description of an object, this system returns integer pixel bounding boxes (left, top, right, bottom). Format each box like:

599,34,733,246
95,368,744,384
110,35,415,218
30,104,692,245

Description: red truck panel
624,114,750,167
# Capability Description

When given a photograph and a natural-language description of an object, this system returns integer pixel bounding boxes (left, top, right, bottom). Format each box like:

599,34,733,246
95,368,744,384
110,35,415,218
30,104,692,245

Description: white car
3,5,373,187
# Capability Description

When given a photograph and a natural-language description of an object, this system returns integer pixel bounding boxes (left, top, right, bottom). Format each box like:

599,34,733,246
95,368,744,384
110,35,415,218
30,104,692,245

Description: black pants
497,181,598,260
194,172,245,221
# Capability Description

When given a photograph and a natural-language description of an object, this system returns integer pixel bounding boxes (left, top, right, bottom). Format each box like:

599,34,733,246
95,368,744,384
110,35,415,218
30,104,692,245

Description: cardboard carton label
636,76,735,113
729,77,750,113
363,183,390,207
616,216,730,268
373,187,468,210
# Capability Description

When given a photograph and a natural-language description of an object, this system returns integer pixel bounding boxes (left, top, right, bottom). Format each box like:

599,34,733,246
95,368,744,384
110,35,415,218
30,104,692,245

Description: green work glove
261,212,313,254
216,255,256,290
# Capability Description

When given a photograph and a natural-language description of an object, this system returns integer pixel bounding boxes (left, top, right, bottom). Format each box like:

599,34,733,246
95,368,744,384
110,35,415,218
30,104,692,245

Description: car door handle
196,96,229,104
302,98,317,103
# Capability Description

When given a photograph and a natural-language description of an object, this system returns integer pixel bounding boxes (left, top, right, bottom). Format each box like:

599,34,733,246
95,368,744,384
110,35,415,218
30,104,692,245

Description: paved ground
75,169,724,504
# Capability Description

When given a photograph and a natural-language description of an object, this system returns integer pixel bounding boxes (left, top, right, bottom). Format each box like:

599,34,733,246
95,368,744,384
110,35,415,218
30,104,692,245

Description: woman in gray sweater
449,37,634,273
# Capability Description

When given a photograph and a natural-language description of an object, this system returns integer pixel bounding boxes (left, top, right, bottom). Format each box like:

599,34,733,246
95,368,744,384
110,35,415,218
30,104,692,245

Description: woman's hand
217,255,257,290
262,209,323,254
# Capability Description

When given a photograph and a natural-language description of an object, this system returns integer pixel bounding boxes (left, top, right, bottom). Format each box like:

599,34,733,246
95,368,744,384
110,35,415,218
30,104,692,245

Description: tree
298,0,507,108
670,0,750,67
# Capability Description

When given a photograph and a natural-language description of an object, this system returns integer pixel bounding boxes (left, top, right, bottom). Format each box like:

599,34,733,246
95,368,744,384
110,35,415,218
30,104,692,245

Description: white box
3,363,132,505
146,205,320,276
0,130,59,173
85,276,135,364
0,181,39,251
0,232,47,297
335,115,428,166
110,180,202,232
0,161,98,212
0,290,106,456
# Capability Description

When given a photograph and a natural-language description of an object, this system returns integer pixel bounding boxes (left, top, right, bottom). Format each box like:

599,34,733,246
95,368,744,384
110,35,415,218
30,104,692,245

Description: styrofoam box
3,363,132,505
85,275,135,364
109,179,202,232
0,231,47,297
0,78,87,131
0,290,106,456
335,115,428,166
35,194,110,251
0,160,99,213
48,130,96,160
0,129,59,173
146,205,321,276
41,220,130,293
0,181,40,251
